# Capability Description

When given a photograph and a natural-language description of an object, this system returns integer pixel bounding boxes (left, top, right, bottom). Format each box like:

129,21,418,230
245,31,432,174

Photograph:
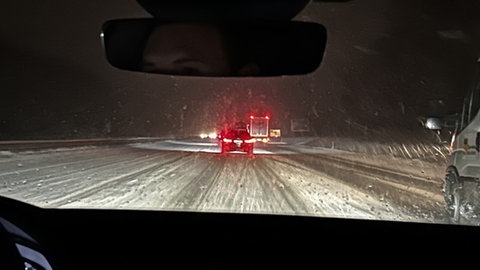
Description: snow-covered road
0,139,449,224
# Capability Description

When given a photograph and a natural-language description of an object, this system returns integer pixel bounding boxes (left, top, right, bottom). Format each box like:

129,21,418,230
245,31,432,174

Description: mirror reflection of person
140,22,260,76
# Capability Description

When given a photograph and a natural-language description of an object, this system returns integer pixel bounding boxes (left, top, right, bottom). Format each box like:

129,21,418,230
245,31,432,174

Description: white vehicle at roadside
427,57,480,222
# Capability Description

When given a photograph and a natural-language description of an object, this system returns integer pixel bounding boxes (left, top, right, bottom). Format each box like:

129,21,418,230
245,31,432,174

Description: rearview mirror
101,19,327,77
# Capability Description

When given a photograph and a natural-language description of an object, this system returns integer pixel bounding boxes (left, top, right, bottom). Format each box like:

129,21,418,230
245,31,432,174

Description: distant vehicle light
425,118,442,130
200,132,218,139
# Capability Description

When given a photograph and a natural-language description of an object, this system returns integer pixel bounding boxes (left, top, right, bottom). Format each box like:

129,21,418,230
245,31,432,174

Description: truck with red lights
248,115,270,143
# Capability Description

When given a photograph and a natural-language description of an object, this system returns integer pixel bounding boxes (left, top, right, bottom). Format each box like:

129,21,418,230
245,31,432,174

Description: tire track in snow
265,155,415,221
251,157,311,214
275,152,445,220
45,152,194,207
164,154,227,210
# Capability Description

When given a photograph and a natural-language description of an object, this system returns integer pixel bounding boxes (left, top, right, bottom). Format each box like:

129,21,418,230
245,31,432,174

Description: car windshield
1,0,480,227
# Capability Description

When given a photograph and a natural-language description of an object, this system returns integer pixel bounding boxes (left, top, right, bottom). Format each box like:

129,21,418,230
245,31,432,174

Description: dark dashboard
1,196,479,269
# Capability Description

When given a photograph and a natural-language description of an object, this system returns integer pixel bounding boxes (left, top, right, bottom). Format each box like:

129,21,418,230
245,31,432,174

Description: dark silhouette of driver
141,22,260,76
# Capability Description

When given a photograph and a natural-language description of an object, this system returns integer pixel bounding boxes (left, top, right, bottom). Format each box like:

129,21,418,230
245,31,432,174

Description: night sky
1,0,479,142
